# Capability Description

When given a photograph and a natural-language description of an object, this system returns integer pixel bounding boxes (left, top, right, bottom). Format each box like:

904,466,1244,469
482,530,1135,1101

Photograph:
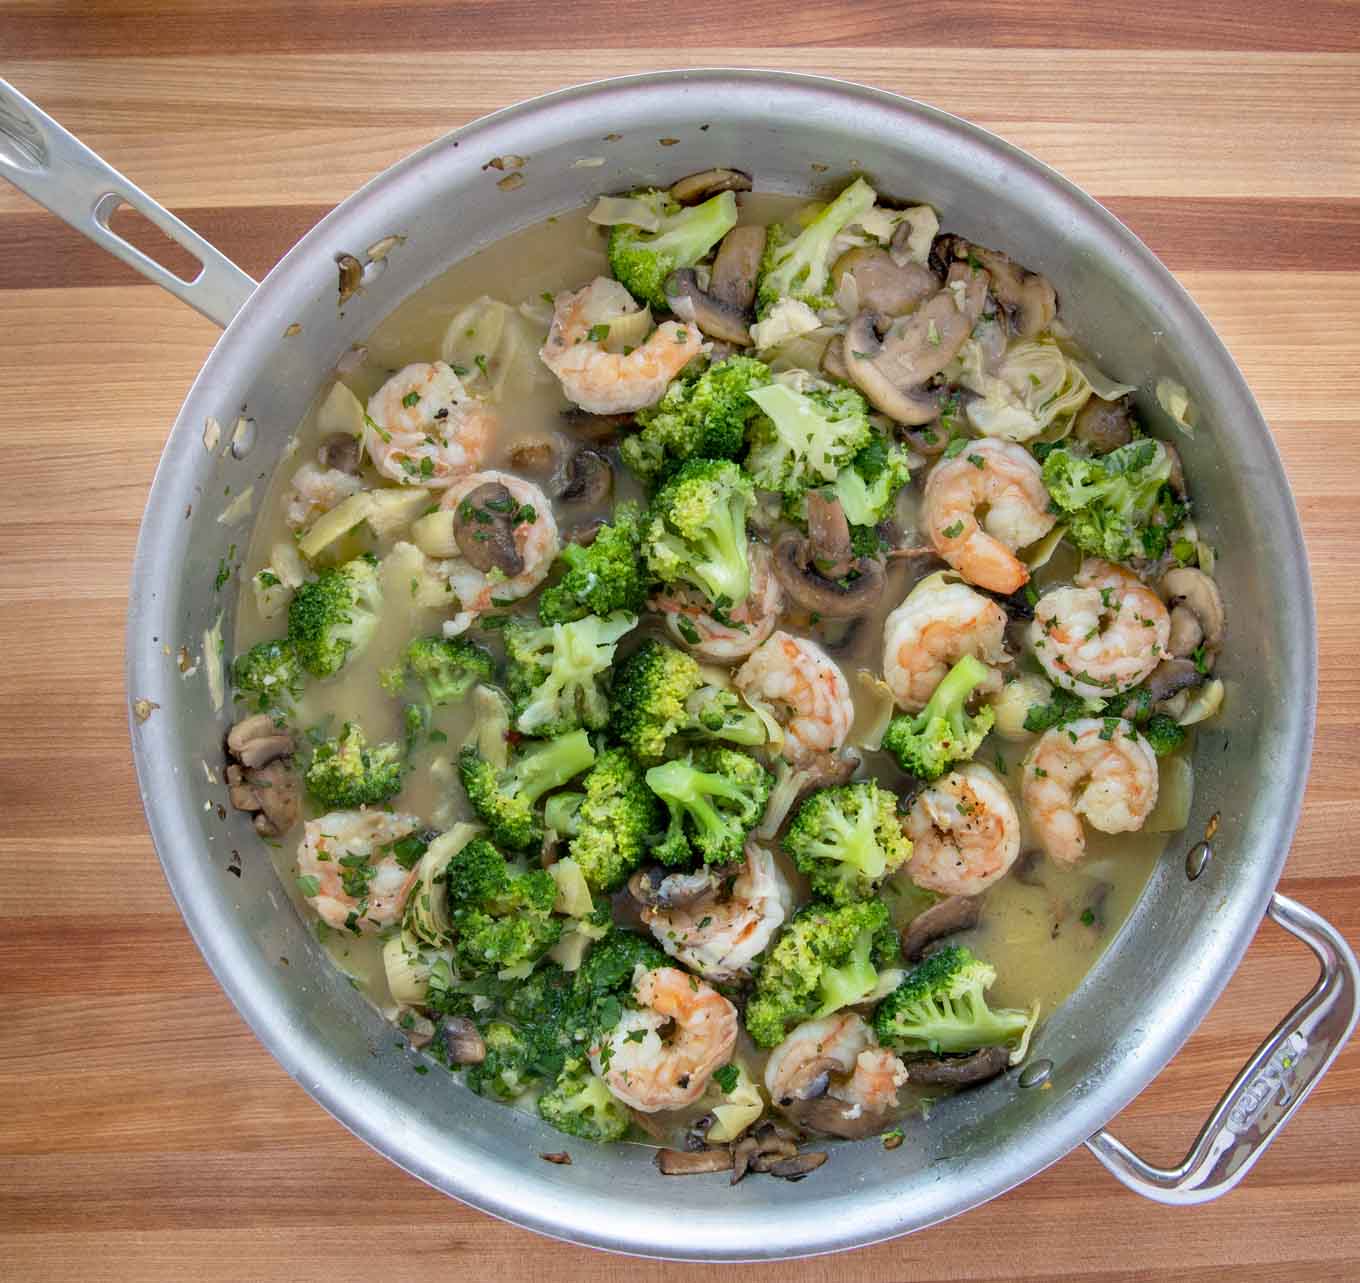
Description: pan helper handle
1086,893,1359,1205
0,78,255,327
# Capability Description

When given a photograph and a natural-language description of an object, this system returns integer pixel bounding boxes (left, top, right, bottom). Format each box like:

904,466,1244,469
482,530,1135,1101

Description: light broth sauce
237,197,1168,1115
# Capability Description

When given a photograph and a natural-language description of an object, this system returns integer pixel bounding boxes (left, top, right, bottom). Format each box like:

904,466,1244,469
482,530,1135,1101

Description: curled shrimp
1030,558,1171,698
1022,718,1159,866
540,276,703,415
589,966,738,1112
437,470,559,635
922,438,1056,594
364,361,493,487
734,631,854,765
882,571,1009,711
765,1012,907,1139
905,763,1021,896
284,460,364,531
297,809,423,934
651,541,785,662
642,842,793,981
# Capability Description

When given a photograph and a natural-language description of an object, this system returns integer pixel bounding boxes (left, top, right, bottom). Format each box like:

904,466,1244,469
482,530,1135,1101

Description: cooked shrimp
284,461,364,531
437,470,559,635
296,809,423,934
734,631,854,764
540,276,703,414
652,541,785,662
905,763,1021,896
642,843,793,981
1022,718,1159,866
589,966,738,1112
882,572,1009,711
1030,558,1171,698
923,438,1056,594
765,1013,907,1138
364,360,494,487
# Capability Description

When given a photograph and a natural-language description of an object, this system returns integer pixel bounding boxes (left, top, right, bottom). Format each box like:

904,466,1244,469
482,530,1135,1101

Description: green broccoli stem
645,760,748,857
914,653,989,735
696,506,751,605
513,730,597,805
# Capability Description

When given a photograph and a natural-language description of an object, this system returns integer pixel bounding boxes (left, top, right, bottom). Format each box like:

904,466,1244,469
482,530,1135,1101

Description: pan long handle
1086,893,1359,1205
0,78,255,328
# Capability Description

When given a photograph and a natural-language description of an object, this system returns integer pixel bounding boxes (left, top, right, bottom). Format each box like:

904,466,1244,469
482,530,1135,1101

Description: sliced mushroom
656,1147,734,1175
560,408,632,444
901,895,981,962
776,1057,894,1140
507,434,561,475
1160,567,1225,656
805,492,854,580
1137,657,1204,706
1161,440,1187,497
842,264,988,425
933,236,1056,340
556,449,613,505
437,1016,486,1064
832,247,938,317
562,517,605,548
668,167,752,205
665,268,752,345
1072,395,1135,455
317,432,362,474
710,225,766,312
452,482,525,576
906,1045,1010,1087
225,759,299,838
227,714,288,759
767,1152,828,1181
1167,605,1203,659
772,529,886,618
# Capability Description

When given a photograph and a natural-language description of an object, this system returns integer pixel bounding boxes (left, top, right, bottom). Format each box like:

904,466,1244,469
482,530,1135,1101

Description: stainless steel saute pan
3,68,1354,1260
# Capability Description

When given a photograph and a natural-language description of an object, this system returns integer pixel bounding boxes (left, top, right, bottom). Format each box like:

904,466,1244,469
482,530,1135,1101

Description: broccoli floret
832,432,913,527
445,838,561,976
231,638,303,715
403,634,494,705
783,780,913,904
642,458,754,609
1141,712,1187,757
1041,439,1186,565
544,791,584,837
458,730,598,851
567,748,661,893
872,945,1036,1057
537,1057,631,1143
755,177,877,317
574,927,668,1004
609,639,770,764
537,503,648,626
459,1021,538,1101
607,189,739,309
304,722,403,808
745,378,873,504
504,612,638,737
745,898,897,1048
622,357,772,485
646,747,774,867
881,655,996,781
287,555,383,678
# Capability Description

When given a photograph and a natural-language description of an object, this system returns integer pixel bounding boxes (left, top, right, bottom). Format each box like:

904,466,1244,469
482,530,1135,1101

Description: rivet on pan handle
1086,893,1359,1205
0,78,255,328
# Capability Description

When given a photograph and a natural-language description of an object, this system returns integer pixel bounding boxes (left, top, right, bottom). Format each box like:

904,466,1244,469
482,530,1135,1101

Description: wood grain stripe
3,0,1359,56
5,198,1358,292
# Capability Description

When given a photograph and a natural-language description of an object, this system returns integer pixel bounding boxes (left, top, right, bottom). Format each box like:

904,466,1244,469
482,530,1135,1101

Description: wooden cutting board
3,5,1358,1279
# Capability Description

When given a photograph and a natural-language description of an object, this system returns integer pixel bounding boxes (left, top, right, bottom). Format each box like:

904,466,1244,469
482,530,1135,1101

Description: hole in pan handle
1085,893,1360,1206
0,77,255,328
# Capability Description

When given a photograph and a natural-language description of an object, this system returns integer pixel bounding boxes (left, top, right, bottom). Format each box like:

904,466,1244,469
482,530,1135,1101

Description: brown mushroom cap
559,408,633,444
556,449,613,506
934,237,1057,340
664,268,752,346
901,895,981,961
452,482,525,576
437,1016,487,1064
668,168,753,205
804,492,854,580
1072,395,1135,455
710,225,766,313
842,264,988,425
906,1045,1011,1087
656,1147,734,1175
772,529,886,618
1160,567,1225,653
832,246,938,317
317,432,362,474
